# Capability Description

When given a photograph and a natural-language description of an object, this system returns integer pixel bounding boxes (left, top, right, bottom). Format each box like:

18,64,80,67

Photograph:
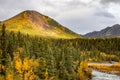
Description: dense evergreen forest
0,24,120,80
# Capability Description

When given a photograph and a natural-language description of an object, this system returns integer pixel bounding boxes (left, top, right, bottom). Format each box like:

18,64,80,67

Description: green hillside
1,10,80,38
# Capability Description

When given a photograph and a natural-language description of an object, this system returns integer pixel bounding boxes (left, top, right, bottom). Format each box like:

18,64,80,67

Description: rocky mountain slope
84,24,120,38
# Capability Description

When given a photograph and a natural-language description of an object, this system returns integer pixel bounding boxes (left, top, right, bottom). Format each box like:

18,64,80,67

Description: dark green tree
0,24,8,78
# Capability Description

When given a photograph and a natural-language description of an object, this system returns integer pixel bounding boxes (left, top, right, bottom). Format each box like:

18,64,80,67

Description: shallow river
92,70,120,80
89,62,120,80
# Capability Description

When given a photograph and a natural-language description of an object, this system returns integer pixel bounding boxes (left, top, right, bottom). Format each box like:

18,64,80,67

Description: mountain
83,24,120,38
0,10,80,38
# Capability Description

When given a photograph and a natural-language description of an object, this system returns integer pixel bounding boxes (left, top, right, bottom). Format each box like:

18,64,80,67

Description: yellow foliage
0,64,6,72
18,47,23,53
24,69,35,80
23,57,31,71
12,48,39,80
33,59,39,67
77,61,90,80
88,58,92,62
15,58,23,74
0,47,39,80
13,52,19,59
29,69,35,80
0,75,4,80
100,52,118,60
6,73,13,80
45,68,48,80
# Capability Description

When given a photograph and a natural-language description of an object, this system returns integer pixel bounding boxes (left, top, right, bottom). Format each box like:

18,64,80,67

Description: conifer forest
0,24,120,80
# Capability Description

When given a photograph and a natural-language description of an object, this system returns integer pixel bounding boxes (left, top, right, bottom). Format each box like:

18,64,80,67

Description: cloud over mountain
0,0,120,34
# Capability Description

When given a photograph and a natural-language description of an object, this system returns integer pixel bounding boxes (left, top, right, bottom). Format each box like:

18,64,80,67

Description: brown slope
2,10,80,38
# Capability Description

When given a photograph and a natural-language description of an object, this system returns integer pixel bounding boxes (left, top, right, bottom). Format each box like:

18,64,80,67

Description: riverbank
89,62,120,76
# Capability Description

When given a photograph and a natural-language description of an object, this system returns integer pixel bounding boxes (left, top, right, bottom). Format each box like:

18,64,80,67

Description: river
92,70,120,80
88,62,120,80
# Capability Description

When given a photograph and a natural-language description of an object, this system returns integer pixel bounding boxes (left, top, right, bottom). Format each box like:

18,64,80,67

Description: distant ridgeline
0,24,120,80
84,24,120,38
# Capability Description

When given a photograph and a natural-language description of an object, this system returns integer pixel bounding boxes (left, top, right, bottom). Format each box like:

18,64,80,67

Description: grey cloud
100,0,120,4
66,0,86,7
0,0,28,20
95,11,115,18
54,0,117,34
57,15,117,34
41,0,89,12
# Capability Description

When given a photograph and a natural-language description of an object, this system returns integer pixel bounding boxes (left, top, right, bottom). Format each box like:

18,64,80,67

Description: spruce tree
0,24,8,78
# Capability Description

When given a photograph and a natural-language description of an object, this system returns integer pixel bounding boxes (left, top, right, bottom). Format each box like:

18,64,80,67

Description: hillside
84,24,120,38
0,10,80,38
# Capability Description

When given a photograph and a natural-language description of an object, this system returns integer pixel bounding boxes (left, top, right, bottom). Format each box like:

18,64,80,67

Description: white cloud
108,4,120,18
80,0,93,3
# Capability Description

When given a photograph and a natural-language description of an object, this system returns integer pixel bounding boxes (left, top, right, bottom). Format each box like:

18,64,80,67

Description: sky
0,0,120,34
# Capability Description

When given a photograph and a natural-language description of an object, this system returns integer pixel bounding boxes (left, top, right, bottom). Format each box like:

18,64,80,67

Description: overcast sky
0,0,120,34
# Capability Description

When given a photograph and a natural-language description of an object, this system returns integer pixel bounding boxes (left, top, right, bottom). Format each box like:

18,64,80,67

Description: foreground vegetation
0,24,120,80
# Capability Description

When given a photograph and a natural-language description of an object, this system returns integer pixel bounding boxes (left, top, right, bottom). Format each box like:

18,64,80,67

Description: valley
0,11,120,80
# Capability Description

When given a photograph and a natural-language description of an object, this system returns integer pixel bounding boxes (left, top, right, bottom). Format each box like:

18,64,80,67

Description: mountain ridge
84,24,120,38
1,10,80,38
